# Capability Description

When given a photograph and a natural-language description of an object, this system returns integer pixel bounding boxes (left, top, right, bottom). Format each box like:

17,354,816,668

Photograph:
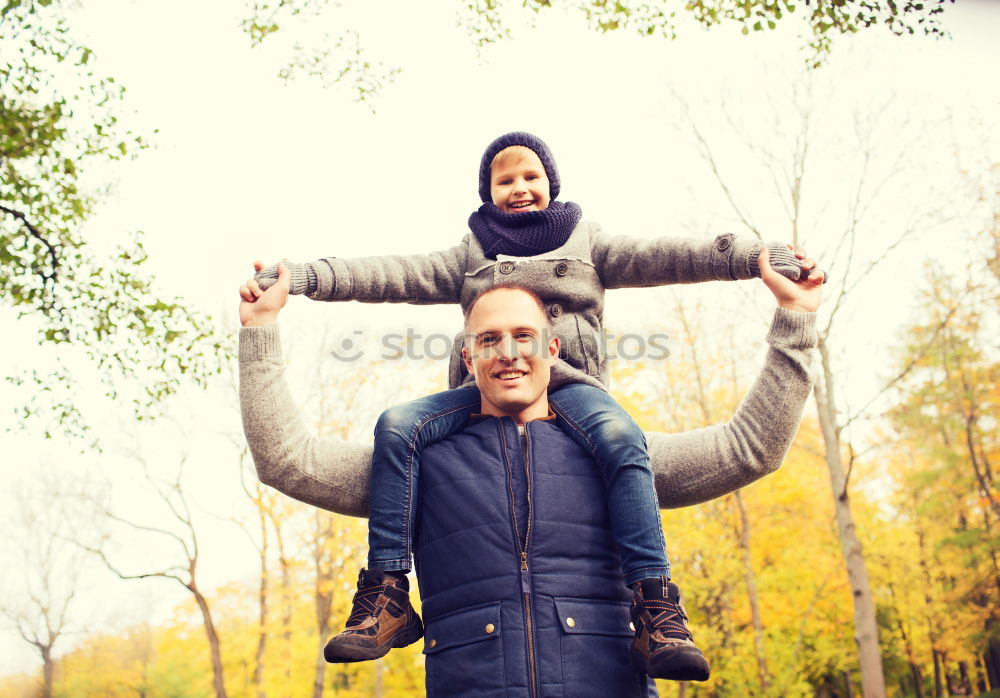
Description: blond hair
490,145,538,176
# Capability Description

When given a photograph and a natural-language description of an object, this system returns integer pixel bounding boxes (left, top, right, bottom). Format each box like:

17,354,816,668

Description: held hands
757,245,824,314
239,261,290,327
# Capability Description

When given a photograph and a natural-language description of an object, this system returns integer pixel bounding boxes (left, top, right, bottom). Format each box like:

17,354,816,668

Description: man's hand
239,260,290,327
758,245,824,313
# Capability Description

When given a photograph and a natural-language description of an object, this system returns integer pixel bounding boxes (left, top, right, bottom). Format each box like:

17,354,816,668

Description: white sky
2,0,999,680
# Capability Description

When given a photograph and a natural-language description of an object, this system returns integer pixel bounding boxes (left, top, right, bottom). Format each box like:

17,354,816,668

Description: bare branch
0,202,60,286
844,293,966,427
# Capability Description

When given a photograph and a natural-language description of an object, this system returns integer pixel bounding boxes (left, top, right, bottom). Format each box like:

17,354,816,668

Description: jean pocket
553,597,648,698
423,602,506,697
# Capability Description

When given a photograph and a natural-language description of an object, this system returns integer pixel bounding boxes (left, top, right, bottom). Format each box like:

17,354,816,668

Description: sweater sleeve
590,228,762,288
307,236,469,304
646,308,817,508
240,324,373,517
240,309,815,517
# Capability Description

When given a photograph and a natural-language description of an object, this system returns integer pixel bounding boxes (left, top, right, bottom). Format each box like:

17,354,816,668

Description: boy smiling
249,131,817,681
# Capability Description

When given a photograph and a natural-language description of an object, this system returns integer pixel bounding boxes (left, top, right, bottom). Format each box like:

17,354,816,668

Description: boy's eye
525,174,537,181
498,178,512,186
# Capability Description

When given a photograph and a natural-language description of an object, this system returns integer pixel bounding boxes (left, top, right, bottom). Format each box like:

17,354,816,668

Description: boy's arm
256,236,470,304
590,228,802,288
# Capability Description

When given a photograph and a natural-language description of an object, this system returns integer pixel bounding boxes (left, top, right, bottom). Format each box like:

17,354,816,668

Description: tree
887,214,1000,691
2,0,231,441
85,440,232,698
664,61,963,696
0,471,104,698
242,0,954,102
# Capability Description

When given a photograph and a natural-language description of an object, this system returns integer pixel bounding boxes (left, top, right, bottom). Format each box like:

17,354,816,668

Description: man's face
490,150,551,214
463,289,559,424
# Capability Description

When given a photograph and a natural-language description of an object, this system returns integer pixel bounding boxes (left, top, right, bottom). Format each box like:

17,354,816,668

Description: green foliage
1,0,233,441
242,0,955,100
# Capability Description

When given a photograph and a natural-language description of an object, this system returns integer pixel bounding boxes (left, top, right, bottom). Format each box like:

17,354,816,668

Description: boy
247,132,815,681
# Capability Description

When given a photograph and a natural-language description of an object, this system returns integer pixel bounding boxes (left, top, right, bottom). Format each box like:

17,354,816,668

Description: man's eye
516,333,534,340
480,336,498,345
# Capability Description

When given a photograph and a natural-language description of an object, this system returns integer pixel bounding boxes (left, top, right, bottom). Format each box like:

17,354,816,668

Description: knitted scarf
468,201,582,259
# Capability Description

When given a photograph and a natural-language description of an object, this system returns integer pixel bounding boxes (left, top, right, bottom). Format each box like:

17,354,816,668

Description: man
239,248,822,696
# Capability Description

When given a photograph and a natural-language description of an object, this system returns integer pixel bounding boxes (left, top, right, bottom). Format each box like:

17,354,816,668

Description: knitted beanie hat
478,131,561,204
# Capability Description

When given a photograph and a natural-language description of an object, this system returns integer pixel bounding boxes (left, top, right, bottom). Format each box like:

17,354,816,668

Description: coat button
566,617,576,628
629,622,635,631
499,261,515,274
717,236,732,251
550,303,562,317
485,624,495,634
555,262,568,276
429,638,437,648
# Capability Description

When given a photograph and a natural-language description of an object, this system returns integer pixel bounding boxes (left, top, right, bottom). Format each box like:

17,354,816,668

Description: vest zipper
522,426,538,698
498,420,539,698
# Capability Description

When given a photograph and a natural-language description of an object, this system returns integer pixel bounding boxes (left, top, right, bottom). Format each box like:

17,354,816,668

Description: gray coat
306,222,761,390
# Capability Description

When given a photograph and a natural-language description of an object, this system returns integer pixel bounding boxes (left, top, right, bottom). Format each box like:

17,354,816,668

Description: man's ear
548,335,560,361
463,344,473,373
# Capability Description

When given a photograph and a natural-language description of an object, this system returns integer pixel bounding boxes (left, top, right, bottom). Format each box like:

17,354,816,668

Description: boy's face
490,150,551,214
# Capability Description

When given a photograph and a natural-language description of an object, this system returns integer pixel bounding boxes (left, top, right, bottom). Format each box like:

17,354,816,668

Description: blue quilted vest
414,415,658,697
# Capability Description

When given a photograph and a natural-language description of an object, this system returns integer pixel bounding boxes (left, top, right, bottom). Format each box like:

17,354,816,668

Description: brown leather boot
324,568,423,663
629,577,710,681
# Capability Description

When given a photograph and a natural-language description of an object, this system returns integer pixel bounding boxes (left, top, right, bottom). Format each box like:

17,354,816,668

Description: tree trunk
254,504,269,698
909,662,924,698
814,338,887,698
41,645,53,698
273,522,293,698
985,638,1000,689
933,649,944,697
958,661,970,695
734,491,769,694
375,659,384,698
192,584,228,698
312,638,328,698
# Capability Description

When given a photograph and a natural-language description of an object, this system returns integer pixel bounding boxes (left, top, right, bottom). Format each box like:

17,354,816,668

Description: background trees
3,0,996,696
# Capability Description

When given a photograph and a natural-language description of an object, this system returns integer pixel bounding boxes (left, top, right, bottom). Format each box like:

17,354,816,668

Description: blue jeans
367,383,671,585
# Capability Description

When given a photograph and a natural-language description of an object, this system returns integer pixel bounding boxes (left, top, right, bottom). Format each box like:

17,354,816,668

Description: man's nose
495,334,518,360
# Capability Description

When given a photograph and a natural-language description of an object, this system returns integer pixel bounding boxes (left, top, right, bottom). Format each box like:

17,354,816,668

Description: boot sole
325,617,424,663
629,646,711,682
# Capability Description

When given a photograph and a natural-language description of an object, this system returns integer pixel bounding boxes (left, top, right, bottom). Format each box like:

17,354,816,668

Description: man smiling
239,249,822,695
462,285,559,422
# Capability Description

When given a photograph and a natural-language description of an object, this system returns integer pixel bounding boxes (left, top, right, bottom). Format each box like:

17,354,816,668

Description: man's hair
490,145,538,178
463,283,553,334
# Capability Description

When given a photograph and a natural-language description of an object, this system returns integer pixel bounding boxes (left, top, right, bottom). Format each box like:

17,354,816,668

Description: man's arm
589,228,804,288
646,244,822,507
240,248,822,515
647,308,815,507
252,236,470,304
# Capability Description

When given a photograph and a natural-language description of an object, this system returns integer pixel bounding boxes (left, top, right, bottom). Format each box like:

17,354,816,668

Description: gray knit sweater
297,223,762,391
239,308,816,518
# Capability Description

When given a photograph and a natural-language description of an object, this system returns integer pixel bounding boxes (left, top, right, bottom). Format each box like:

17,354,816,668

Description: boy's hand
758,245,824,313
240,260,290,327
255,260,318,296
750,241,828,283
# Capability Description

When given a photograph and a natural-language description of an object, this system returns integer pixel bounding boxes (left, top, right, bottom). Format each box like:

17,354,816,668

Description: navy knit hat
478,132,561,204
